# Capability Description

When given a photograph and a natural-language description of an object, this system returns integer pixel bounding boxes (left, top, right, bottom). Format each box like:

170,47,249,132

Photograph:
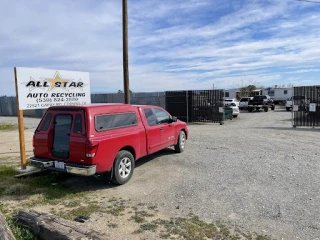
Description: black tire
286,107,290,111
112,150,135,185
175,131,186,153
271,105,275,110
248,107,253,112
264,107,268,112
233,115,238,118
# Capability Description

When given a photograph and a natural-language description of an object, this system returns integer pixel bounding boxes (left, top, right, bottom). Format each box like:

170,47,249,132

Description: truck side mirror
172,116,178,122
169,116,178,123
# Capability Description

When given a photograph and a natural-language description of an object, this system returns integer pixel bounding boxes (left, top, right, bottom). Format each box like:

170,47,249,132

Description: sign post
14,67,27,169
14,67,91,170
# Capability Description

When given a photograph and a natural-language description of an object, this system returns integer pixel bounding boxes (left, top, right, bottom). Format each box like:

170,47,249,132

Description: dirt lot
0,109,319,240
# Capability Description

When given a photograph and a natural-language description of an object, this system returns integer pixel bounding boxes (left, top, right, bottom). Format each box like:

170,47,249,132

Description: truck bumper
30,157,96,176
248,105,265,108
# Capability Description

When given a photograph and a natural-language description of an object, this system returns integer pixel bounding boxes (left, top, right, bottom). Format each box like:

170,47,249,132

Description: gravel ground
0,116,40,129
0,109,319,239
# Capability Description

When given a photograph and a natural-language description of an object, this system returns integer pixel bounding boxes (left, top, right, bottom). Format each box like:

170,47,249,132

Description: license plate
54,161,65,170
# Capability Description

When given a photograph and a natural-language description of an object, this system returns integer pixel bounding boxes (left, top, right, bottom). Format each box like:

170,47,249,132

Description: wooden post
122,0,130,104
14,67,27,170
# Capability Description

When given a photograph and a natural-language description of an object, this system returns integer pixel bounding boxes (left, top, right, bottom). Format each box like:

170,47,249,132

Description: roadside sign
14,67,91,169
219,107,224,113
15,67,91,110
309,103,316,112
293,105,299,111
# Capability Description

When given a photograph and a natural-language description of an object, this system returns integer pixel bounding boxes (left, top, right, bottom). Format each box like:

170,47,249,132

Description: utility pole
122,0,130,104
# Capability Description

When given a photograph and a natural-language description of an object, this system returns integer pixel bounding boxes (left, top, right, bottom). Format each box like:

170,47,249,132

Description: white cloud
0,0,319,96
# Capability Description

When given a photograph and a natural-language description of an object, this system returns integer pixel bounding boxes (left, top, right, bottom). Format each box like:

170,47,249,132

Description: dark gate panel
191,90,224,123
165,91,191,122
165,90,224,123
293,86,320,127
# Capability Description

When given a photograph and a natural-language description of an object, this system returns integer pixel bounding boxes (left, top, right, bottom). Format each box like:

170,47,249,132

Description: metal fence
191,90,224,123
165,91,192,122
293,86,320,127
165,90,224,123
0,92,166,117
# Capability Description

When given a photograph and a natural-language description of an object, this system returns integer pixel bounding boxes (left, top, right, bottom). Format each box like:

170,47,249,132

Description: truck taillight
86,140,99,158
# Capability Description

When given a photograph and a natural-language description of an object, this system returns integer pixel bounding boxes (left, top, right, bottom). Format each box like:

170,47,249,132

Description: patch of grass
140,222,158,232
133,229,144,234
130,210,155,223
64,200,82,208
0,165,20,197
108,223,118,228
0,123,17,131
4,183,31,196
105,205,125,216
152,216,233,240
57,204,100,220
6,214,38,240
159,233,170,239
0,167,87,209
0,165,19,179
150,215,275,240
147,204,158,211
108,197,117,202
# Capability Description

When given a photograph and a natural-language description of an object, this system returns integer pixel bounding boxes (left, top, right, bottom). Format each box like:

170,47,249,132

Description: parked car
286,97,292,111
239,97,253,110
31,104,188,185
248,95,275,112
224,101,240,118
224,98,239,107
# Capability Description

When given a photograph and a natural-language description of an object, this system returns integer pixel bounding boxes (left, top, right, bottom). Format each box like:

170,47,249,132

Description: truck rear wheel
175,131,186,153
248,107,253,112
286,107,290,111
112,150,135,185
264,107,268,112
271,105,275,110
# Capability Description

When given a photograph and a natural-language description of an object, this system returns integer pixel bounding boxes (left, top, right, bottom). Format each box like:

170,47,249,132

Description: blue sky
0,0,319,95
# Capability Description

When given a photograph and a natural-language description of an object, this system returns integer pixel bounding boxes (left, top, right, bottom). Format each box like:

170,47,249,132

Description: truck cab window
154,109,170,124
144,109,157,126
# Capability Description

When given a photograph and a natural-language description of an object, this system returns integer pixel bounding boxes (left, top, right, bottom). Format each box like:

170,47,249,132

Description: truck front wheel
112,150,135,185
175,131,186,153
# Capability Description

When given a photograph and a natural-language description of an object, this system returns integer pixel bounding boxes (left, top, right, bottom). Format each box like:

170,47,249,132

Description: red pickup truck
31,104,188,184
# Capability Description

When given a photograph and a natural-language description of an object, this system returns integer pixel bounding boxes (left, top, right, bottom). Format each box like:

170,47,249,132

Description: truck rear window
95,113,137,131
39,113,53,131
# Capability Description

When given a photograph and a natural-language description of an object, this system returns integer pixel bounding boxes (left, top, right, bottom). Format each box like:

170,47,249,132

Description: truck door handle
160,127,164,131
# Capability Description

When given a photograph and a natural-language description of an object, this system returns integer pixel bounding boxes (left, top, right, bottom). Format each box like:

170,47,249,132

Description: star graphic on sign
22,77,37,91
45,71,70,91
